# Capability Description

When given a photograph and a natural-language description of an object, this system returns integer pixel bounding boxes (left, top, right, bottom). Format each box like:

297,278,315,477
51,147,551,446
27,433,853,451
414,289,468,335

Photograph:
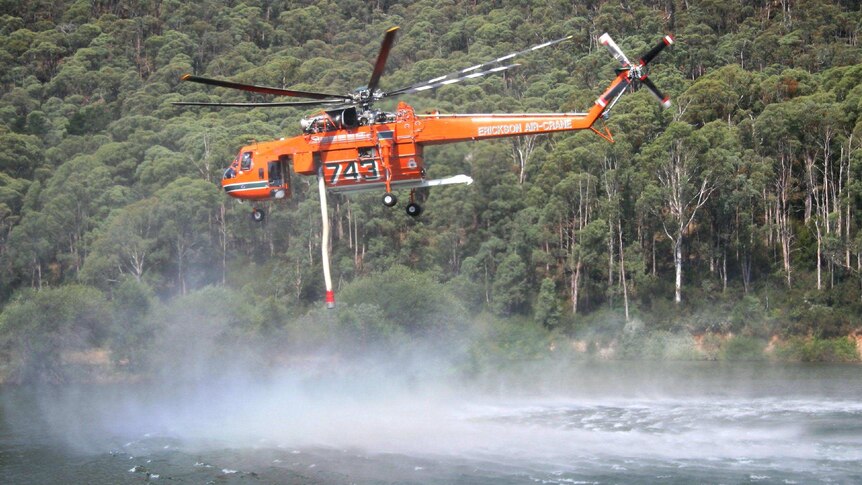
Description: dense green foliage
773,335,859,362
1,1,861,382
0,285,110,382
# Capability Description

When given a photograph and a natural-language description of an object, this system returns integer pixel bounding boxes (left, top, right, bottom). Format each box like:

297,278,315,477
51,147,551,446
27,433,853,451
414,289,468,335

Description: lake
2,361,861,484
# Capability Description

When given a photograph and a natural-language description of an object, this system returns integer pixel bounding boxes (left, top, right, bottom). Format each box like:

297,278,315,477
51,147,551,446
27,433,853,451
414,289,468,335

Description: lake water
2,361,861,484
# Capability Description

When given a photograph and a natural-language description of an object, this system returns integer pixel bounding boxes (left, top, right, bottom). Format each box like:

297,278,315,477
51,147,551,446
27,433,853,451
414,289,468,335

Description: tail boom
413,71,630,145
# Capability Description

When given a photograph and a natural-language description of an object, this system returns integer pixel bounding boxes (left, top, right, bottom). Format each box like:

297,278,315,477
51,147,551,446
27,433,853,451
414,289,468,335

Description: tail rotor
598,33,674,110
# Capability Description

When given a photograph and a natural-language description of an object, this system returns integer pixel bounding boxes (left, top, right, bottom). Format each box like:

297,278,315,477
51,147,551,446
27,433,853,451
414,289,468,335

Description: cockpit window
240,152,252,171
223,156,239,179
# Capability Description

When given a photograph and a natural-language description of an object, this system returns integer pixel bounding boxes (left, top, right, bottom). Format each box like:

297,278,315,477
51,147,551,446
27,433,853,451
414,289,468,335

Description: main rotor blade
180,74,353,101
598,33,632,67
367,26,399,94
639,76,671,108
386,34,572,96
172,99,346,108
638,35,675,66
385,63,520,96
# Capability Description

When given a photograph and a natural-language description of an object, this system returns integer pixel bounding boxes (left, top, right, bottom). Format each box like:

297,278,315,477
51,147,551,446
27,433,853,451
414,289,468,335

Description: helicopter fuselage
220,90,616,202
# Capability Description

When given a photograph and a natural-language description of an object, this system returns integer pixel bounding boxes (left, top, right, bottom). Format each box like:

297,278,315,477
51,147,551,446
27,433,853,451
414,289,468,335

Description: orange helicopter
175,29,674,308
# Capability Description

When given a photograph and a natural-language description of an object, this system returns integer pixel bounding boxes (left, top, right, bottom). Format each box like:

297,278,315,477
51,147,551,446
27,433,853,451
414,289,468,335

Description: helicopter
174,28,674,308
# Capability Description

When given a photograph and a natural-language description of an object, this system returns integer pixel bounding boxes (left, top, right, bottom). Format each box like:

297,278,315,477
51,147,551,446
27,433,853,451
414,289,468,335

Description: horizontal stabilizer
418,174,474,188
328,174,473,194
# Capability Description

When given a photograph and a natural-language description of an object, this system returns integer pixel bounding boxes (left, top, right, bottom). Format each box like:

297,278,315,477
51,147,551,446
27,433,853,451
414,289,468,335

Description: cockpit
223,151,252,180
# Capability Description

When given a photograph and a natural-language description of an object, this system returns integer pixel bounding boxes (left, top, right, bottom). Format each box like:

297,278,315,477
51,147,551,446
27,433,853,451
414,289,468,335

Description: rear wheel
406,202,423,217
251,208,265,222
382,192,397,207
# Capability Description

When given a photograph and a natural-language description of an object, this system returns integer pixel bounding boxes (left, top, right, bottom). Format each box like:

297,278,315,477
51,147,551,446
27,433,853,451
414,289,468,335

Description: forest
1,0,861,383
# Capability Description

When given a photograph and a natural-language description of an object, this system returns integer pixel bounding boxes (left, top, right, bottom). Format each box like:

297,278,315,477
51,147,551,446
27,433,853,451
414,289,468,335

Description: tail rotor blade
367,26,399,93
638,35,675,67
598,33,632,67
640,76,671,108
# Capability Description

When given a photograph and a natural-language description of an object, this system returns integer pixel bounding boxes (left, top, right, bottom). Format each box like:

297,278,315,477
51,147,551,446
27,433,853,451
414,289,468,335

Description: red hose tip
325,290,336,309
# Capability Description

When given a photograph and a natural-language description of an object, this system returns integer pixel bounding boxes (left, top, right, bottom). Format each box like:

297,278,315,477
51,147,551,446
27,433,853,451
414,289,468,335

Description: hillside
1,0,861,382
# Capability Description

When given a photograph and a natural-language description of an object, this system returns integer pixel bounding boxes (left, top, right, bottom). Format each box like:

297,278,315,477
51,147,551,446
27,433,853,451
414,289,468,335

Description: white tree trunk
618,219,629,321
512,135,539,185
674,238,683,303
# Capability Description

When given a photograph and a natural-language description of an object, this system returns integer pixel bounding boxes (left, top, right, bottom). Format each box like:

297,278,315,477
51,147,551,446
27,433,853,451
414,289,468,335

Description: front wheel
382,192,397,207
251,208,265,222
405,202,423,217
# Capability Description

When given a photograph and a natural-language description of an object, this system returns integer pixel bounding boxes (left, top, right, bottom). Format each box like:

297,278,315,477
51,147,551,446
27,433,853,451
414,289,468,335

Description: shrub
730,295,768,335
339,265,469,337
616,330,701,360
144,286,267,378
573,308,626,341
720,335,767,361
109,278,156,371
656,332,703,360
773,336,858,362
783,303,854,338
0,285,111,383
698,333,724,360
464,313,553,376
334,302,403,351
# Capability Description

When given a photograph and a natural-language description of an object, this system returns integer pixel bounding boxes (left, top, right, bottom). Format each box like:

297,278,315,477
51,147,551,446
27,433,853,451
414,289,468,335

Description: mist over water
3,330,862,483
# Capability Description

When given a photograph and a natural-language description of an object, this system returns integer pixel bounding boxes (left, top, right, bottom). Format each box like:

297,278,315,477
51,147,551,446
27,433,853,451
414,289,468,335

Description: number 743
324,159,381,184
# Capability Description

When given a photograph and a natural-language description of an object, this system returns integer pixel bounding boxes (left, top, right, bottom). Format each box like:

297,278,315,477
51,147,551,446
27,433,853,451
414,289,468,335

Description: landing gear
406,202,423,217
382,192,397,207
405,188,423,217
382,190,424,217
251,208,265,222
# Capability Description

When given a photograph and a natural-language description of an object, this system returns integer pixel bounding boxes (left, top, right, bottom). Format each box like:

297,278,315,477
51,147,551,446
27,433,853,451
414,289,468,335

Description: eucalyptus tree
793,94,845,291
491,251,528,316
753,101,803,288
599,141,632,320
695,121,742,292
34,155,125,279
153,177,221,295
0,129,43,178
3,209,55,289
0,172,28,242
640,122,715,304
82,198,163,289
544,170,599,314
535,277,561,328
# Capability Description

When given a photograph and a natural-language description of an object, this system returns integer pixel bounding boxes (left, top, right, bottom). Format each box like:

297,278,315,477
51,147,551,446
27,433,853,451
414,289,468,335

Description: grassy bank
1,268,860,385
